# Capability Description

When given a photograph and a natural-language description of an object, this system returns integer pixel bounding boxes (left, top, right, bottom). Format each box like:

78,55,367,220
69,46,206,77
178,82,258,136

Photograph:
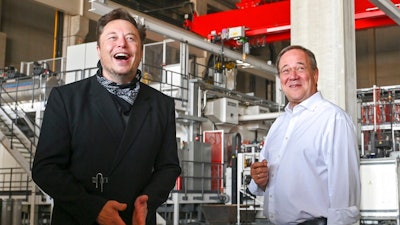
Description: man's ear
96,45,101,59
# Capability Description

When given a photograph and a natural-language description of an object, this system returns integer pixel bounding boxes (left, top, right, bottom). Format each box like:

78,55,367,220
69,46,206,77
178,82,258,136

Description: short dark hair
96,8,146,46
275,45,318,74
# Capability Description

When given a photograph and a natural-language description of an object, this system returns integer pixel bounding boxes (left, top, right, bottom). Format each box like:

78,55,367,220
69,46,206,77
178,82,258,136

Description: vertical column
366,29,377,85
30,181,38,225
62,15,89,58
190,0,209,81
172,192,179,225
0,32,5,68
291,0,357,122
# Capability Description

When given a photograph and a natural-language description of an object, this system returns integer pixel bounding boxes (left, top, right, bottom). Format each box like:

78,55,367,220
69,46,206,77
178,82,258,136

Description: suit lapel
109,84,152,173
89,76,125,141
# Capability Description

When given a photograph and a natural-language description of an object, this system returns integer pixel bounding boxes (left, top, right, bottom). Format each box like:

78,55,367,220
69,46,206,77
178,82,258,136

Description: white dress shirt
248,92,361,225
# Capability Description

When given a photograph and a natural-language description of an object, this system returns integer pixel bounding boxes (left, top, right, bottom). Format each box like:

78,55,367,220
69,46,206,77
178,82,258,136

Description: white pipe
239,112,282,121
173,192,179,225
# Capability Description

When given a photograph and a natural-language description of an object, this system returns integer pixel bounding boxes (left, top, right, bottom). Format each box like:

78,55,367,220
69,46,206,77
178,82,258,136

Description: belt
298,217,327,225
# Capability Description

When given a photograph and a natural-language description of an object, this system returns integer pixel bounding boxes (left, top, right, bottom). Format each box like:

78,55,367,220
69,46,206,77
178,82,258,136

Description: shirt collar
285,91,322,113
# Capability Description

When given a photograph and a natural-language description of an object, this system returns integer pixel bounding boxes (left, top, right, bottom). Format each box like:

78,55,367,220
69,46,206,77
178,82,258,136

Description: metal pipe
239,112,282,121
173,192,179,225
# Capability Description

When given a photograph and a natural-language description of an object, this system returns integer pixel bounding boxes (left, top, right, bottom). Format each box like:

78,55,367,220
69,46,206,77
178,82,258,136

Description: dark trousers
298,217,327,225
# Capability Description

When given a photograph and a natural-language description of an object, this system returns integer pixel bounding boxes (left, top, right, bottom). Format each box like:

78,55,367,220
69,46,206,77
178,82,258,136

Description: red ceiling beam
354,0,400,29
187,0,290,43
185,0,400,43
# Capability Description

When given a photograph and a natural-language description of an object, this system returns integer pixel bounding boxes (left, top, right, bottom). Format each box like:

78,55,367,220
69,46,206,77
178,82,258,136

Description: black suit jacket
32,75,181,225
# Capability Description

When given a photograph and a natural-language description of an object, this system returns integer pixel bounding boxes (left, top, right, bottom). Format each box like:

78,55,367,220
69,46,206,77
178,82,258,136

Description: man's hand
250,159,269,191
132,195,148,225
97,200,127,225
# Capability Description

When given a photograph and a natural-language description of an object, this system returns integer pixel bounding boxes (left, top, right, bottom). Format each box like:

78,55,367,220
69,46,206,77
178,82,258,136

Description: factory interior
1,0,400,224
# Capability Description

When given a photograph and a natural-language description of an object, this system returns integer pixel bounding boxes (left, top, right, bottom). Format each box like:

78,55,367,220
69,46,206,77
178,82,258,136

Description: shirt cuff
248,179,265,196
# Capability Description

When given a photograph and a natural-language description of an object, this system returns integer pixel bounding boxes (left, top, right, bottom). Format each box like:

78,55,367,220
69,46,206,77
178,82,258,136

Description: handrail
0,167,30,199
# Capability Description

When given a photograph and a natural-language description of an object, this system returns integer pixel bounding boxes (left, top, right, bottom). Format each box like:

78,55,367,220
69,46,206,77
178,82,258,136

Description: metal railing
178,160,224,194
0,167,30,198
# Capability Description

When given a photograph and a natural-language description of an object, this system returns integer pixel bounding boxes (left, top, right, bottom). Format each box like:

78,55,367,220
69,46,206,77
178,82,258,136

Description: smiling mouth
114,53,129,60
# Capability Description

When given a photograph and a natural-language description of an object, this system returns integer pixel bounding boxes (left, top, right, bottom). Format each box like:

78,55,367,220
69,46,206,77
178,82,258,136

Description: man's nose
117,37,127,47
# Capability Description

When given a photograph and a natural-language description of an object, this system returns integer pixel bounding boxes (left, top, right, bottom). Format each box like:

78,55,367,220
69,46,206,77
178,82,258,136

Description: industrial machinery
358,85,400,158
236,143,264,223
2,0,399,224
357,85,400,225
0,66,27,80
0,59,63,103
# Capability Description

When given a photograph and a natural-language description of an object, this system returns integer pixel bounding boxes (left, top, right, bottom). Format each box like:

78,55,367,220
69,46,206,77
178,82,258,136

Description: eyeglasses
279,65,306,75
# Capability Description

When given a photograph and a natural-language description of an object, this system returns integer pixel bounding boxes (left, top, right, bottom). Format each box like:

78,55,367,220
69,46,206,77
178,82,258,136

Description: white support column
172,192,179,225
291,0,357,123
29,181,37,225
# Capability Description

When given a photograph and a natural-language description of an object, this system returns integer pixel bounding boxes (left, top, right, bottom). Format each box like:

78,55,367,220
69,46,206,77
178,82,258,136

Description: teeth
114,53,128,59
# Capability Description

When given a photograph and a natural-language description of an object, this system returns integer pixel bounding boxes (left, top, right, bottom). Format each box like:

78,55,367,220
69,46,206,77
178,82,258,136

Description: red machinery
184,0,400,48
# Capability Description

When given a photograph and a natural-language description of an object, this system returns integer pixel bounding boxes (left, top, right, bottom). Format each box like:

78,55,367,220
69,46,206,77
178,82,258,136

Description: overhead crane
184,0,400,48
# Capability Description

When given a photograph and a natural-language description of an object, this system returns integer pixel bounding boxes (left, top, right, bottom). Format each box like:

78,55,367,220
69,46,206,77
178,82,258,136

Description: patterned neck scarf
96,61,141,105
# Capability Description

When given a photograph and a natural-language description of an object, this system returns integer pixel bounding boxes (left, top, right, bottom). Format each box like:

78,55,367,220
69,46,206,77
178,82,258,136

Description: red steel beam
186,0,400,43
355,0,400,29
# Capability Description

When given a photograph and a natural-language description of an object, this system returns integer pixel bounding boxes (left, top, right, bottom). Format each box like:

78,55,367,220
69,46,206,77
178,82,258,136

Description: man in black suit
32,8,181,225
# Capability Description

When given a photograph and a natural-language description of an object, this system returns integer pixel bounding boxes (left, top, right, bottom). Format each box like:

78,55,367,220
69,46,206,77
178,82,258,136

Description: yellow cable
52,10,59,72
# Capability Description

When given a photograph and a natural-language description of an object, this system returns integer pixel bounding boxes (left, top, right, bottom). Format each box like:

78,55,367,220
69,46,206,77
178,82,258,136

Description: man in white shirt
248,45,361,225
